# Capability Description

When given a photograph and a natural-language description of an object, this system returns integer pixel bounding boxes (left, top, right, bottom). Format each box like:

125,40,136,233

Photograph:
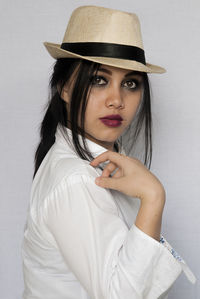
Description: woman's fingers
101,162,118,177
90,150,125,167
89,148,165,201
95,175,122,190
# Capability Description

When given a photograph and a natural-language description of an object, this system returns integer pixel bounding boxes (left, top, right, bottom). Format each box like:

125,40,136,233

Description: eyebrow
97,67,143,77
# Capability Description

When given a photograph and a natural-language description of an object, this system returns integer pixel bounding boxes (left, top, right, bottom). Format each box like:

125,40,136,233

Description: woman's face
61,63,144,151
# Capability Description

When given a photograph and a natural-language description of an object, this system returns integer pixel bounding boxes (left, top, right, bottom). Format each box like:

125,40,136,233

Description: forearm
135,194,165,242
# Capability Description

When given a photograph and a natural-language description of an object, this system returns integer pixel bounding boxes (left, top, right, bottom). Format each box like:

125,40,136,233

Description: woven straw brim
43,42,166,74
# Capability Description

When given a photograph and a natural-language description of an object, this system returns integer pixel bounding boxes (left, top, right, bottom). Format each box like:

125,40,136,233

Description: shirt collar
55,124,125,158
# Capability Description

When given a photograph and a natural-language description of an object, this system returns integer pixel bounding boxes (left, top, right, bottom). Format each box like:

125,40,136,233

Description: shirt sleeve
159,235,184,262
43,172,196,299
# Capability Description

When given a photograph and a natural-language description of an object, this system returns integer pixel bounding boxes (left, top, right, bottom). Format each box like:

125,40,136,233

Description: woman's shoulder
54,155,101,180
31,154,103,209
39,153,102,198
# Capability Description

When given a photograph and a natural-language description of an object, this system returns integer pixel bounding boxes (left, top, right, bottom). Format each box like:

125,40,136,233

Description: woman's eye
91,75,107,86
123,79,138,89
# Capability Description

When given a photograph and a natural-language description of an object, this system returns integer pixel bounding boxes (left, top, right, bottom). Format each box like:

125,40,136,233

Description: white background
0,0,200,298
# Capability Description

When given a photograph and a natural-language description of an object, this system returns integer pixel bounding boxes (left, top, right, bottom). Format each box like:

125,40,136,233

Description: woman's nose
105,86,124,108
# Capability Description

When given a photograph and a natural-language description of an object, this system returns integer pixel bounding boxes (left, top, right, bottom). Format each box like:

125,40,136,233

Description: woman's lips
100,118,122,127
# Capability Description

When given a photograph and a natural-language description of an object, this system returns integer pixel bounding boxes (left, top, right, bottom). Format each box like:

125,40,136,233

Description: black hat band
60,42,146,65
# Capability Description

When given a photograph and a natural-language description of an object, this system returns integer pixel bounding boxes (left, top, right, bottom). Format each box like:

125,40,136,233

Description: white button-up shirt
21,124,196,299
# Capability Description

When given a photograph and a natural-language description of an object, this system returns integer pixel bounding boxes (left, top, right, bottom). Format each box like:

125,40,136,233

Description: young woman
21,5,196,299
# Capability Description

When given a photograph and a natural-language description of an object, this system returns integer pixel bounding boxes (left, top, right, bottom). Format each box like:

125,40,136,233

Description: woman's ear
57,83,70,104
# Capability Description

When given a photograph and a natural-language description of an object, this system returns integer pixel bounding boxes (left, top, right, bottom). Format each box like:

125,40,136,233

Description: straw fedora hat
43,5,166,73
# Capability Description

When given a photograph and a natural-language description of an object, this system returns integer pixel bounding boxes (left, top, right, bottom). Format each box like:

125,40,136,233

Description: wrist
141,188,166,205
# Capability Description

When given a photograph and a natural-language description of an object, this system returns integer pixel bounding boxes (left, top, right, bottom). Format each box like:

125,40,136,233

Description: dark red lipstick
100,114,123,127
100,114,123,121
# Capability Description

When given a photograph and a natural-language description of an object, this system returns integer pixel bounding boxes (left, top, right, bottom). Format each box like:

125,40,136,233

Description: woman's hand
90,151,165,204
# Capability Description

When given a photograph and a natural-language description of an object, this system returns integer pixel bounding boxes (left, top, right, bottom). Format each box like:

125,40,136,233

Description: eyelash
90,75,141,90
